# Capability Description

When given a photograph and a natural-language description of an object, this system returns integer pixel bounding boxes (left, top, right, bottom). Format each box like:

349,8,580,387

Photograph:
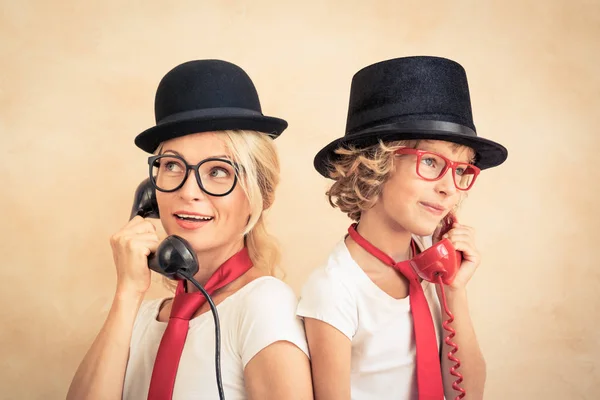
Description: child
297,56,507,400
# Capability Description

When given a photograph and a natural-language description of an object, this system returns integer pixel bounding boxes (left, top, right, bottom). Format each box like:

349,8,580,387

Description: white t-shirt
296,236,444,400
123,276,309,400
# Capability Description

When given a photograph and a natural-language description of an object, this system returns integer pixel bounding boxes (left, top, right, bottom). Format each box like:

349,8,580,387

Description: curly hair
326,139,476,221
326,140,419,221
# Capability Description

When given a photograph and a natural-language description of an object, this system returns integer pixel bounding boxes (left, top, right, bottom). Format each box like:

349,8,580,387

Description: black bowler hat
135,59,288,153
314,56,508,177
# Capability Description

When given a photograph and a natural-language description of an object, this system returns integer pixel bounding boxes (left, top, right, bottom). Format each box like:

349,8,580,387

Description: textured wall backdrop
1,1,599,399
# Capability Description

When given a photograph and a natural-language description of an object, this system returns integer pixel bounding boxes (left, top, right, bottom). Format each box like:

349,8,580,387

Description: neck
187,239,246,293
348,208,413,263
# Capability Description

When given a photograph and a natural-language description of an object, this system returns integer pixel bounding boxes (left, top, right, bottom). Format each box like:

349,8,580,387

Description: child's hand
438,221,481,291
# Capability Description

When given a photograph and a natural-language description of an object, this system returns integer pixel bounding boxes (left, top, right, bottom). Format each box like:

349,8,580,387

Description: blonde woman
297,56,507,400
67,60,312,400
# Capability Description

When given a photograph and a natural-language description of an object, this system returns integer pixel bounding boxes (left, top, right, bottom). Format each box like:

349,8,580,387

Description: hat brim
314,120,508,178
135,113,288,153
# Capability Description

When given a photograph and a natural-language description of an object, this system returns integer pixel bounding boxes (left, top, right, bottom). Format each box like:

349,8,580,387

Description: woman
297,56,508,399
67,59,313,400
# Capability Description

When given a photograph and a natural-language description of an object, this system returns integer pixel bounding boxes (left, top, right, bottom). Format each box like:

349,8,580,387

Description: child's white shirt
297,236,444,400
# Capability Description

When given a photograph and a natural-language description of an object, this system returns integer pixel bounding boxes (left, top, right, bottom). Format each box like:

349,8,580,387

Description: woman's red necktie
147,247,253,400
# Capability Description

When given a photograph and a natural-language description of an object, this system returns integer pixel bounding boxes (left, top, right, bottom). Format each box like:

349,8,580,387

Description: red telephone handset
412,213,466,400
410,213,462,285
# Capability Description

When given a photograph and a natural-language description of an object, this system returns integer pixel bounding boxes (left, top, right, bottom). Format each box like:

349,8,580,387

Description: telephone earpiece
130,178,199,280
410,213,462,285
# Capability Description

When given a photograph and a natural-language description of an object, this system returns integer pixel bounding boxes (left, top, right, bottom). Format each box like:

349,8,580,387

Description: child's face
373,140,474,236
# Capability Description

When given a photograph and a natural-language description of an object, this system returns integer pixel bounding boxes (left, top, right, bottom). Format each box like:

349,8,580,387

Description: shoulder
236,276,300,318
299,240,359,302
233,277,310,366
296,241,360,339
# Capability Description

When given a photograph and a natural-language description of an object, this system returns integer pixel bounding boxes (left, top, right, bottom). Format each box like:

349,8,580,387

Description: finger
122,233,160,243
450,240,480,261
138,240,160,255
115,234,159,251
444,232,473,244
126,215,146,228
136,223,157,235
134,232,160,241
448,225,475,236
146,219,165,235
120,238,160,256
123,220,157,235
446,223,474,233
451,223,475,235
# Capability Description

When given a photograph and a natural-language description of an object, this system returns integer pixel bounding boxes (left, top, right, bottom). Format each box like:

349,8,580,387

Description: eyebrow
161,149,231,159
418,141,475,162
420,140,460,154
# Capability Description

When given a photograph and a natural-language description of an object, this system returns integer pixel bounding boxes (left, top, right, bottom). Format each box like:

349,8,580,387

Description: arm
296,268,357,400
244,340,313,400
239,279,316,400
304,318,352,400
66,216,159,400
66,291,144,400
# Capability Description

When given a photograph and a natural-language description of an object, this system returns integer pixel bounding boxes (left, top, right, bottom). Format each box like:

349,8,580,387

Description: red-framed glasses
394,148,480,191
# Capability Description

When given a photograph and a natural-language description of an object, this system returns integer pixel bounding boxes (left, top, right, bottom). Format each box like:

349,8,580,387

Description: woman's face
371,140,474,236
154,132,251,253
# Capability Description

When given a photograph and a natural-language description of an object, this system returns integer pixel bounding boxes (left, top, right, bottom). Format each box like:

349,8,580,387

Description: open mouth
174,213,214,222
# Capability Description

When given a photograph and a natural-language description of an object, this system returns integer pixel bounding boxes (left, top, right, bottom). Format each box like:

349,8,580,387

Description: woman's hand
110,216,160,296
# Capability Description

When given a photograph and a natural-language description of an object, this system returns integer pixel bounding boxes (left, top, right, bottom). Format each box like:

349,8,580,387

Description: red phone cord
437,276,466,399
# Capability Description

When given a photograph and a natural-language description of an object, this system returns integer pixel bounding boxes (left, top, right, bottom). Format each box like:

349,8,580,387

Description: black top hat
314,56,508,177
135,59,288,153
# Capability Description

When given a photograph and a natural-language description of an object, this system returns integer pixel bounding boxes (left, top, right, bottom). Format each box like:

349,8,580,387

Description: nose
177,169,207,201
434,167,457,197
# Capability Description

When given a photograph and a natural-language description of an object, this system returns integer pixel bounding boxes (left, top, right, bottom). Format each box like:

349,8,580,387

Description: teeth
176,214,213,220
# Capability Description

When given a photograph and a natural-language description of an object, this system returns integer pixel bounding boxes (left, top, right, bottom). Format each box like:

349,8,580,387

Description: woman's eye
210,167,229,178
165,162,180,172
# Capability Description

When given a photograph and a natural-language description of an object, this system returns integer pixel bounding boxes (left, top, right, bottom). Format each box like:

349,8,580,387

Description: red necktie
347,224,444,400
147,247,253,400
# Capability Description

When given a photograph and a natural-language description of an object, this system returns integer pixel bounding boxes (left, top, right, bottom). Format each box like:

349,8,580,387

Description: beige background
1,0,599,399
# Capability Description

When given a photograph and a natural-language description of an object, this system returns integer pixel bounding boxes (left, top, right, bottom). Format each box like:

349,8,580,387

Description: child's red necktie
348,224,444,400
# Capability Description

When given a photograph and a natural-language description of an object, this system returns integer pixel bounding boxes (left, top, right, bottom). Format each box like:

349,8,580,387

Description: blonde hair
327,140,418,221
326,139,473,221
216,130,281,277
156,130,282,291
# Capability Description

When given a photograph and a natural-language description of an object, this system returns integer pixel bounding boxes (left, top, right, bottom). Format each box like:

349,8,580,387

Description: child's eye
421,157,436,167
455,167,465,176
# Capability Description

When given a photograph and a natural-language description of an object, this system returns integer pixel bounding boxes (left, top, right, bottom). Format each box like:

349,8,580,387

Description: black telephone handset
129,177,199,280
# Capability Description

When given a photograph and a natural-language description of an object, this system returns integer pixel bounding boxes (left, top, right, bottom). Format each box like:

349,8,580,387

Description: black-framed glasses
394,148,480,191
148,154,239,196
